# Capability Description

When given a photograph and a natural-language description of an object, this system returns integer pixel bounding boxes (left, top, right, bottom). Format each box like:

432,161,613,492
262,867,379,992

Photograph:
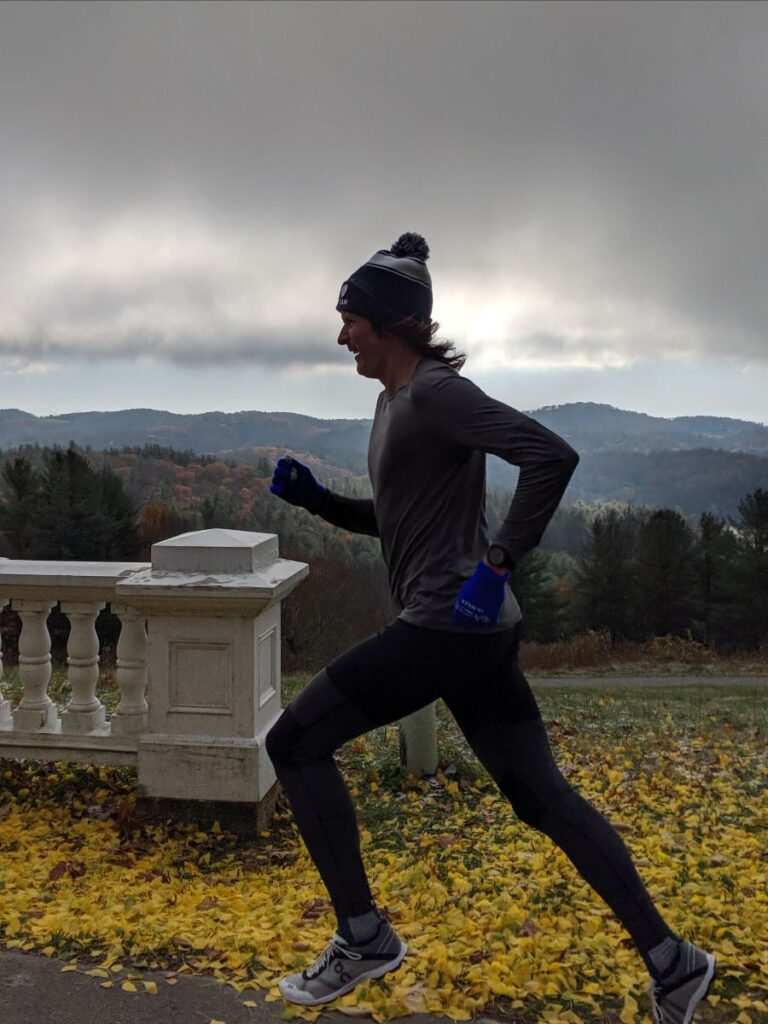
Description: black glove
269,456,326,514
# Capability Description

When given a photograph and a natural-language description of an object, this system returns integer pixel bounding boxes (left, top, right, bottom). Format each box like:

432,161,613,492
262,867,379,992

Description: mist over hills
1,401,766,458
0,407,371,466
1,402,767,516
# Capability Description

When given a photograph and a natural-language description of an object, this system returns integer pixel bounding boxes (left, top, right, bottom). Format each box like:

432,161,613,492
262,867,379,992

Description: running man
267,233,716,1023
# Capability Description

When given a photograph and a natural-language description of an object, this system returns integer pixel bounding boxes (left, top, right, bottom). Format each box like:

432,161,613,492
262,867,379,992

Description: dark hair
376,316,466,371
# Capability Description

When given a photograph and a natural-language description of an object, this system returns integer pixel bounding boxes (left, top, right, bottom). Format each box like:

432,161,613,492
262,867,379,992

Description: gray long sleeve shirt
316,357,579,632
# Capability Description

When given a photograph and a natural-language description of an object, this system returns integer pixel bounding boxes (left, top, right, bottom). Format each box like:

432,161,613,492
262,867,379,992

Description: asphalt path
0,947,463,1024
531,675,768,687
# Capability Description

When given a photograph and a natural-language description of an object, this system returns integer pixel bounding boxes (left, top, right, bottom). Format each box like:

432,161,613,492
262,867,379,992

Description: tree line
0,445,766,673
566,498,767,651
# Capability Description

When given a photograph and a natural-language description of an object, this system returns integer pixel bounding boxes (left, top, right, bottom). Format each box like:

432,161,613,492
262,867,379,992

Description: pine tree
575,507,640,642
635,509,697,639
0,455,40,557
1,445,140,561
731,488,768,648
510,548,569,642
695,512,739,648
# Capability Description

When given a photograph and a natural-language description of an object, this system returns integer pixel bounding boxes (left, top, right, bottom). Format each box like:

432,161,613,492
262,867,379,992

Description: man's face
337,313,382,379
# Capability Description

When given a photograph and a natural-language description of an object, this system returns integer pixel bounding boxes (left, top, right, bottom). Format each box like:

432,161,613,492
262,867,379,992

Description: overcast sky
1,0,767,423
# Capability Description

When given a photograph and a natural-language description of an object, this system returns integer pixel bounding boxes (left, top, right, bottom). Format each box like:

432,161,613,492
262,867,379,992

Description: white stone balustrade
0,532,308,830
0,560,149,762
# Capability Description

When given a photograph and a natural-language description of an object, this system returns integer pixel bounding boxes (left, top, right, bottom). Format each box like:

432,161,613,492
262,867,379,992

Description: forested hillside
2,402,766,515
1,401,766,457
489,447,768,516
1,444,766,672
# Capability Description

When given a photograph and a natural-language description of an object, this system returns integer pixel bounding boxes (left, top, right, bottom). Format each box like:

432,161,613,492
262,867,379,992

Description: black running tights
265,619,672,955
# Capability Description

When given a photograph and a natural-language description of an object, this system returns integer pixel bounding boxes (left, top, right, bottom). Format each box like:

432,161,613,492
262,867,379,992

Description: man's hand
451,560,509,628
270,456,326,514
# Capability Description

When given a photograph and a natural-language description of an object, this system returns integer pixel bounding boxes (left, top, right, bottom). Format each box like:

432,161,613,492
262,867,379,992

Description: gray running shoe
278,920,407,1006
649,942,717,1024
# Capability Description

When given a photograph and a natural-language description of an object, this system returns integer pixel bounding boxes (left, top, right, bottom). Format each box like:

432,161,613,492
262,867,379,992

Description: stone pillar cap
152,529,279,575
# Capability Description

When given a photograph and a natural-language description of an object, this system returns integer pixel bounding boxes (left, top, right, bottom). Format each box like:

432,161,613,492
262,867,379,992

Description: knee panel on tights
502,776,549,828
265,707,300,765
265,668,374,766
500,769,580,830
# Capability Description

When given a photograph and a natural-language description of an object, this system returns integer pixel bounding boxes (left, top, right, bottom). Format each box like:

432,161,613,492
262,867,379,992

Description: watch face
489,546,506,567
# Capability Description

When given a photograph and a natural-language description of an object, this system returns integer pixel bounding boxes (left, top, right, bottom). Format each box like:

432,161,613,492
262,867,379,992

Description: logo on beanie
338,282,348,307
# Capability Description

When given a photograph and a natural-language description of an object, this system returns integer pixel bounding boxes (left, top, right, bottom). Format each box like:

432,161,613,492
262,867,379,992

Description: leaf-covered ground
0,683,766,1023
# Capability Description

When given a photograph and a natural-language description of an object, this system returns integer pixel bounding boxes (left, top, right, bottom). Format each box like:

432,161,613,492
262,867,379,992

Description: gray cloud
0,0,766,370
0,328,345,368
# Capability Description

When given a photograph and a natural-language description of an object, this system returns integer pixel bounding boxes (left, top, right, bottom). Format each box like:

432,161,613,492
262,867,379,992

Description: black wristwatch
487,543,513,571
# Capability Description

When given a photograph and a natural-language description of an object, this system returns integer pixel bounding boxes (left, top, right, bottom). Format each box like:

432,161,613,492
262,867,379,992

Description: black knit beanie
336,232,433,328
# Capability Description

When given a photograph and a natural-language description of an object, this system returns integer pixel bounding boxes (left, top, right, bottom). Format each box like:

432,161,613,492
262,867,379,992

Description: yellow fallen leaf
121,981,138,993
620,994,639,1024
445,1007,471,1021
143,981,158,995
100,981,113,989
0,722,763,1024
61,965,79,973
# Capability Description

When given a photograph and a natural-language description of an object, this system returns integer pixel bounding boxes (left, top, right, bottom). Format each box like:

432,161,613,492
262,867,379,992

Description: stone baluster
110,605,149,735
60,602,107,733
0,597,10,725
399,703,439,777
13,600,57,731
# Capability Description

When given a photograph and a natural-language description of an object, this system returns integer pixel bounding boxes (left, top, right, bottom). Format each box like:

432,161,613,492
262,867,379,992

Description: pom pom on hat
390,232,430,262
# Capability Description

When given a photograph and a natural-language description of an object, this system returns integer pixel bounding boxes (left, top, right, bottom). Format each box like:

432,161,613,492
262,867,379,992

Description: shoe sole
278,941,408,1006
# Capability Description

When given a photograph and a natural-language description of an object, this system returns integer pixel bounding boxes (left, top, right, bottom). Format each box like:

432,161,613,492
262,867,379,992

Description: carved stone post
0,596,10,725
60,601,107,733
399,704,439,777
110,605,149,735
13,600,57,731
116,529,308,835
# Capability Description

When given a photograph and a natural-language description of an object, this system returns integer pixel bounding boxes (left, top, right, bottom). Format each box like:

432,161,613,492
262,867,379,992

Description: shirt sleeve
412,368,579,564
315,489,379,538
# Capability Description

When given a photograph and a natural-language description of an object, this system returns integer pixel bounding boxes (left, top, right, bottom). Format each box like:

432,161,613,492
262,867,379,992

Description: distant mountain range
1,401,766,460
1,402,767,515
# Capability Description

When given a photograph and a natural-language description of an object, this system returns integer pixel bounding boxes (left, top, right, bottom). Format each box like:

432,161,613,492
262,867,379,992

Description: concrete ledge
0,729,140,765
134,782,281,837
